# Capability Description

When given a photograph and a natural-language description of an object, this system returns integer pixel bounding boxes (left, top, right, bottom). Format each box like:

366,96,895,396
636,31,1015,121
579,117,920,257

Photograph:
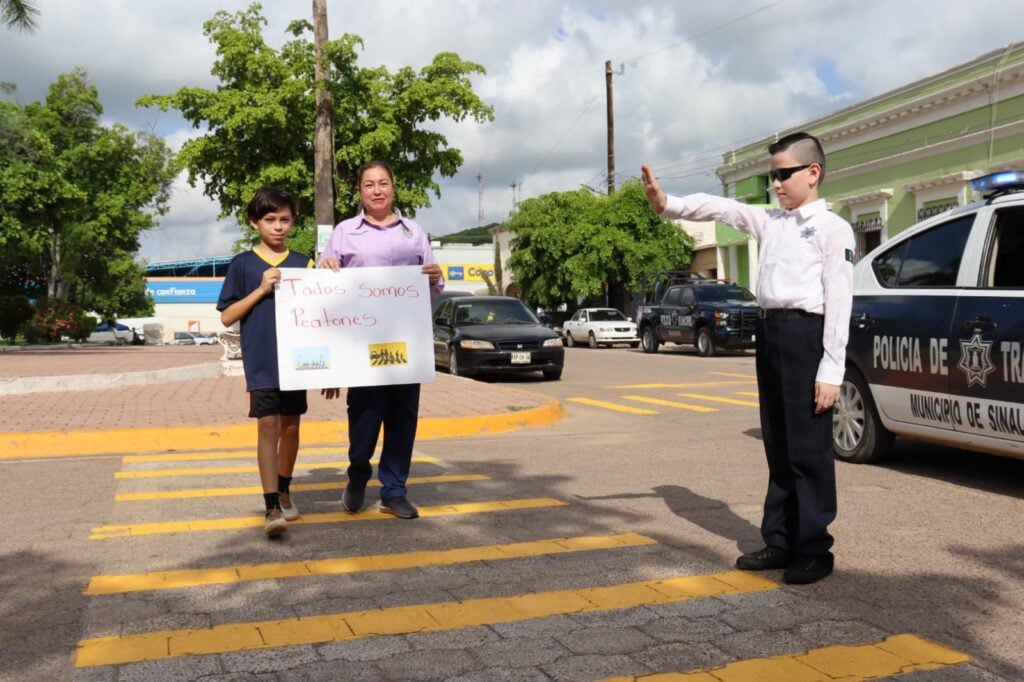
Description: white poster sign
274,266,435,390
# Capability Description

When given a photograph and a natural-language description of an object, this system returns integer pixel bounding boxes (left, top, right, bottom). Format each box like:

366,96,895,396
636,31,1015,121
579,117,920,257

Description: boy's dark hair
768,132,826,183
247,188,297,222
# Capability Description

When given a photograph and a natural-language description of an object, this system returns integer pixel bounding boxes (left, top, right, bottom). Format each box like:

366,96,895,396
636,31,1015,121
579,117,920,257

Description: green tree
506,180,693,310
0,70,175,320
2,0,38,31
139,3,494,254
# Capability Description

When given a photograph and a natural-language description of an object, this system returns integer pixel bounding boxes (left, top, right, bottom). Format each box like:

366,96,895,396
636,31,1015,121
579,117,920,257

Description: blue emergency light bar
970,169,1024,195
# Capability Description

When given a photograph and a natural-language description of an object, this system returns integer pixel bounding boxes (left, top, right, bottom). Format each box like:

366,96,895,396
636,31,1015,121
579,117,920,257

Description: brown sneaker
264,508,288,536
279,492,299,521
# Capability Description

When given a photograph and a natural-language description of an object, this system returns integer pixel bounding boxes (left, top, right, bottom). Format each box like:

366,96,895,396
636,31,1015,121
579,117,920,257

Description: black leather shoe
342,482,365,513
736,547,791,571
783,556,834,584
379,495,419,519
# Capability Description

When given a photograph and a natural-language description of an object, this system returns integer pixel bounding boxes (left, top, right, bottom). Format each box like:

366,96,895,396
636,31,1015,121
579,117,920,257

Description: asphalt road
441,343,1024,679
5,343,1023,680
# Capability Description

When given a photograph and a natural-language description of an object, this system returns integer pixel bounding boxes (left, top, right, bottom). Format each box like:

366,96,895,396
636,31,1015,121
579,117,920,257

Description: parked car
191,333,218,346
563,308,639,348
87,322,133,346
432,296,564,380
834,169,1024,464
636,273,758,356
431,290,473,313
172,331,196,345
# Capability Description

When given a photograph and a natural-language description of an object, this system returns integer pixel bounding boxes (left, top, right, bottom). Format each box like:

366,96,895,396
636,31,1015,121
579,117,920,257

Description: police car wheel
565,331,575,347
696,327,716,357
641,327,659,353
833,369,893,464
588,332,598,348
448,348,461,377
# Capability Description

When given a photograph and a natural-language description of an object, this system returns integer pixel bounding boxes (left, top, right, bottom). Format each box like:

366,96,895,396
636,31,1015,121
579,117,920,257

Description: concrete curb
0,363,224,396
0,396,565,460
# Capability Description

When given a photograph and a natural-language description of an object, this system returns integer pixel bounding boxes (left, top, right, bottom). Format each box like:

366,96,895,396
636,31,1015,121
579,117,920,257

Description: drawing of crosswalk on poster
274,266,435,390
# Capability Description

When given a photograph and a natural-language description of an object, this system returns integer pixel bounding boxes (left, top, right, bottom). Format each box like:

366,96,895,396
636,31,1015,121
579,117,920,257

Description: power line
528,93,603,177
623,0,788,64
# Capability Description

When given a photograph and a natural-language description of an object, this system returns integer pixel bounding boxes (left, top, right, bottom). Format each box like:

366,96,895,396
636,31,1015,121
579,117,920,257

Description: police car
833,170,1024,463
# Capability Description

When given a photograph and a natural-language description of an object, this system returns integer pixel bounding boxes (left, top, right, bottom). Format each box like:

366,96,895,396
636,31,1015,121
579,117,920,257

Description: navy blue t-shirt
216,249,313,391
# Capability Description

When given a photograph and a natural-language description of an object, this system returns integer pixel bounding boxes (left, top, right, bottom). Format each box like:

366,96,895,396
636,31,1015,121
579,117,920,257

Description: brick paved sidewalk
0,345,552,434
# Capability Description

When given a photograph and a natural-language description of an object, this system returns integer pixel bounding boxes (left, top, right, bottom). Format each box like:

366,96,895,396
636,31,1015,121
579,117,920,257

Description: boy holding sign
217,188,314,537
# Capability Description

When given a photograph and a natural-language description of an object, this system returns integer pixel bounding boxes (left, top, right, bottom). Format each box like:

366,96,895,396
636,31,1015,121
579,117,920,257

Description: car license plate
510,351,531,364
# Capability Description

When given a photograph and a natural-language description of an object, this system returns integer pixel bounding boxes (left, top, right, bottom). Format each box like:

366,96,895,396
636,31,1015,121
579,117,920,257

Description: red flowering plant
20,300,97,343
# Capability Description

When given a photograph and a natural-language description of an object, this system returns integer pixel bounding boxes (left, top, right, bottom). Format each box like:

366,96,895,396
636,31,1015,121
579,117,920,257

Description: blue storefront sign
146,279,223,303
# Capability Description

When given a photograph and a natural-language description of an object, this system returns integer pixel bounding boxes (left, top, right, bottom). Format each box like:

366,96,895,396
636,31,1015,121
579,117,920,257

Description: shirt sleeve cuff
815,361,846,386
660,194,687,219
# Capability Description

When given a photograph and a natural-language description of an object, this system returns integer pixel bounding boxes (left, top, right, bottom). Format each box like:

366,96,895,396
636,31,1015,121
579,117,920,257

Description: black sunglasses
768,164,812,183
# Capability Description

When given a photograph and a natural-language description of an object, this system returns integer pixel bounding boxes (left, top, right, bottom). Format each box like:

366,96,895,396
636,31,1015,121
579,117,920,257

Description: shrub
0,295,34,340
19,299,97,343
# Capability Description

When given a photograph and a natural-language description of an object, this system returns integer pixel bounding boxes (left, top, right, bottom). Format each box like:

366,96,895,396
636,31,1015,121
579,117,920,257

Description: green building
680,41,1024,289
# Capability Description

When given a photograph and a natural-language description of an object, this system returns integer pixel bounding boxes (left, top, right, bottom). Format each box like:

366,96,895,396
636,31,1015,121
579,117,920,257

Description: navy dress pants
346,383,420,501
754,314,837,559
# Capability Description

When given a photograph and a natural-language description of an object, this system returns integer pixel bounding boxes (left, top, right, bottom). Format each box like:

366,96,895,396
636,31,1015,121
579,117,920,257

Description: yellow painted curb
0,397,564,460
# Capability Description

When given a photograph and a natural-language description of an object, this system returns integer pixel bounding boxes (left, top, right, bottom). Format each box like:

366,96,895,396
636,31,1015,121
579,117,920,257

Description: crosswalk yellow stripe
114,456,440,479
611,380,756,389
84,533,657,595
736,391,760,397
679,393,759,407
123,446,349,463
603,634,970,681
89,498,567,540
709,371,756,379
568,397,657,415
75,570,776,667
622,396,717,413
116,474,488,502
679,391,761,405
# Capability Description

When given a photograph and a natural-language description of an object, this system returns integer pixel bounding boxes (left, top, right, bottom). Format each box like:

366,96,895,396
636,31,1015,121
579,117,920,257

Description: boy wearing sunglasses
641,132,855,585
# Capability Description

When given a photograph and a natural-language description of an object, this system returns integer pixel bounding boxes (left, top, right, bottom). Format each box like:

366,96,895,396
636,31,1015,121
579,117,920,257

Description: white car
87,322,133,345
563,308,639,348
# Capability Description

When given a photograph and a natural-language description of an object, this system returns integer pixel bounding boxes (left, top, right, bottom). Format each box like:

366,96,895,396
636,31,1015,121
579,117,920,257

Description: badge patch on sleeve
844,248,855,263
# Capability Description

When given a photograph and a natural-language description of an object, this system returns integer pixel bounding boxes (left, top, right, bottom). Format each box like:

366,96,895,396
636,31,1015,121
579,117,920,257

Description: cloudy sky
3,0,1022,262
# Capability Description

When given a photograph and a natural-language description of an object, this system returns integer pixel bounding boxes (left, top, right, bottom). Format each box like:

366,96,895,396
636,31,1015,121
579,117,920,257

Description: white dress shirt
661,193,855,385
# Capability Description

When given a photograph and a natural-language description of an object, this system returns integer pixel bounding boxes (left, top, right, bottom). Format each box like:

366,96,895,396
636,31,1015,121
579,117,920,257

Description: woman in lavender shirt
320,160,444,519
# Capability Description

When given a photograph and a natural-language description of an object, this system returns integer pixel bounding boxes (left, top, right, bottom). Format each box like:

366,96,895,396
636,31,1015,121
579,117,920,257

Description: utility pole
510,182,517,214
605,59,615,195
476,172,484,226
312,0,335,258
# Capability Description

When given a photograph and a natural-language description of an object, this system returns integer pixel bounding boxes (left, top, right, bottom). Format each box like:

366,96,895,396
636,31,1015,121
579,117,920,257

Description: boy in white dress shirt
642,132,855,584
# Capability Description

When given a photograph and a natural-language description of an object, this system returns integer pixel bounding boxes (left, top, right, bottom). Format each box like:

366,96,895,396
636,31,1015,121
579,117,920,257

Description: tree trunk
312,0,335,259
47,228,62,299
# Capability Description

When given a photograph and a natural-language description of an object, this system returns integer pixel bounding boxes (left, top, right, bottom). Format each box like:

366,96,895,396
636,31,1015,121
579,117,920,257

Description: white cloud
4,0,1023,260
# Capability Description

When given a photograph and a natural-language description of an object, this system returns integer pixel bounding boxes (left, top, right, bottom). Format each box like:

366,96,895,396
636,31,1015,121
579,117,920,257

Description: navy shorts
248,389,308,418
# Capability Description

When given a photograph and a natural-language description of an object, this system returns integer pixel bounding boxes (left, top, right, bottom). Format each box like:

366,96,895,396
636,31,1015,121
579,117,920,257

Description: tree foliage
139,3,494,254
0,70,175,320
1,0,39,32
506,180,694,310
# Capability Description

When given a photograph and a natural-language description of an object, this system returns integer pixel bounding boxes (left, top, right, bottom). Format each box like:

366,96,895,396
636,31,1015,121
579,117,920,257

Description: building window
904,171,975,225
917,198,959,221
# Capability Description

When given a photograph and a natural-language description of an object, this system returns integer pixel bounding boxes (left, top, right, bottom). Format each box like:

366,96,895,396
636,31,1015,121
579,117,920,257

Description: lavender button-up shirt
319,212,445,299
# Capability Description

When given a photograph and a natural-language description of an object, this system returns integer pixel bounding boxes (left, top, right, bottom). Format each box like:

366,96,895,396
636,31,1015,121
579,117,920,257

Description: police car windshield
454,300,540,325
695,285,755,303
589,309,627,321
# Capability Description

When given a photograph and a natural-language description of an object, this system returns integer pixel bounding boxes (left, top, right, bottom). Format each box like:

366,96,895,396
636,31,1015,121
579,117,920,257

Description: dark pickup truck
636,273,759,356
